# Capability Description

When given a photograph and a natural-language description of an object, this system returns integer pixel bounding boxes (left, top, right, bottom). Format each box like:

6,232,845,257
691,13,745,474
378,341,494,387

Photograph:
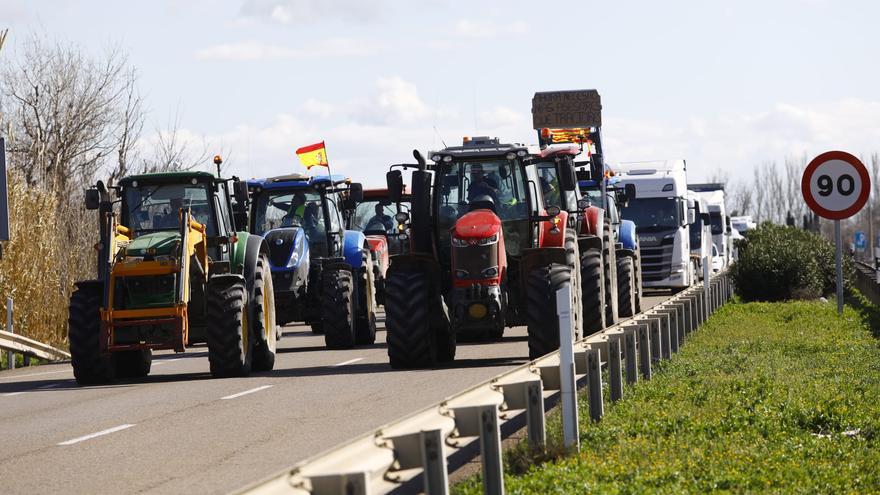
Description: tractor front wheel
617,256,636,318
322,268,356,349
526,264,572,361
581,248,605,333
206,275,252,378
252,252,278,372
68,282,114,385
603,225,619,326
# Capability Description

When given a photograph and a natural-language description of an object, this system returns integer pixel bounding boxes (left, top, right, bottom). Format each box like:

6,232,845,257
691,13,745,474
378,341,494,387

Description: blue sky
3,0,879,186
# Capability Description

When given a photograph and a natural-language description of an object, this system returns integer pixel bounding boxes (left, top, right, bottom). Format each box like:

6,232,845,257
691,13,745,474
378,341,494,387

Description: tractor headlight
481,266,499,278
123,256,144,263
287,251,300,268
476,234,499,246
451,236,468,247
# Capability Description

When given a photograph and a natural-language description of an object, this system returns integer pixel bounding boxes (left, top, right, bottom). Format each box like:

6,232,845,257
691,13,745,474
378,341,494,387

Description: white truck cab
616,160,695,289
687,190,712,281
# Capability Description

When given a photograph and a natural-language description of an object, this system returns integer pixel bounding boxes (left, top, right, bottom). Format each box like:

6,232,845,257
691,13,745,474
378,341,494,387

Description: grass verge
455,297,880,493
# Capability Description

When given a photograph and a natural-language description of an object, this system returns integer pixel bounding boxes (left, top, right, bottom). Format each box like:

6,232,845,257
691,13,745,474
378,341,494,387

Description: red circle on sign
801,150,870,220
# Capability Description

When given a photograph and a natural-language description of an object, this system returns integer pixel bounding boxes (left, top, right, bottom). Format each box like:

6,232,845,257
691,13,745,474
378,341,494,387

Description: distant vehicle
617,160,697,289
689,186,730,269
731,215,756,232
687,190,712,281
711,243,723,272
729,227,745,260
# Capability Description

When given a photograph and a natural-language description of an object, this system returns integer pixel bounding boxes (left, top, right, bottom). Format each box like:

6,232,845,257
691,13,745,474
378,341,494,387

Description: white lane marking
221,385,273,400
332,357,363,367
2,382,63,397
57,424,135,446
0,369,70,381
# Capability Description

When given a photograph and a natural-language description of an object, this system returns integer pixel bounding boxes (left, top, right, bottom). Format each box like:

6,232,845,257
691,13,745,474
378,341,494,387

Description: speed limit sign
801,150,870,220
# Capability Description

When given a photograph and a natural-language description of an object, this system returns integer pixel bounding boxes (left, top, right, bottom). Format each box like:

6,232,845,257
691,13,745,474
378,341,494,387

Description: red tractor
346,187,411,305
383,138,601,367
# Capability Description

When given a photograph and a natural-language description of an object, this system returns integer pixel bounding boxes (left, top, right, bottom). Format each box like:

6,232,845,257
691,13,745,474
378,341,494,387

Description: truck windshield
620,198,681,231
710,212,724,235
125,183,215,235
351,200,410,234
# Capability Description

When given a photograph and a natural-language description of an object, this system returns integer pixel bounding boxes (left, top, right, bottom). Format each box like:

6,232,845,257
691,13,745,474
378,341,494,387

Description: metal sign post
556,284,579,450
801,151,871,316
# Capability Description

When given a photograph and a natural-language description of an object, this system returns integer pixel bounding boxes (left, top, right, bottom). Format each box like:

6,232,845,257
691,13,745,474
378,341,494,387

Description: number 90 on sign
801,151,870,220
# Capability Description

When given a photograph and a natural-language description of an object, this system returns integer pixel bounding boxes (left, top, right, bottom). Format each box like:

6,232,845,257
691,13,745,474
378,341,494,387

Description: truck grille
640,244,674,282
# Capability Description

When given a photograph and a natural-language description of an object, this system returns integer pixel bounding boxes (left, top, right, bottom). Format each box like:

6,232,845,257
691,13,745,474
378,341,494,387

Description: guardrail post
6,296,13,370
309,472,370,495
674,302,687,344
624,326,638,384
587,348,603,422
658,312,672,359
479,405,504,495
420,429,449,495
499,378,546,449
647,317,661,364
557,285,578,451
703,259,710,321
637,323,651,380
608,335,623,401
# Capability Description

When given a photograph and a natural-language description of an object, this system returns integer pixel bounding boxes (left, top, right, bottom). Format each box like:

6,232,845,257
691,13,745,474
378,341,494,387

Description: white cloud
453,19,529,39
194,37,378,61
239,0,385,25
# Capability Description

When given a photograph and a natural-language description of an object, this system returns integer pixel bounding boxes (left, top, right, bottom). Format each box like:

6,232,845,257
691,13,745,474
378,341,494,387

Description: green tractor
68,157,278,384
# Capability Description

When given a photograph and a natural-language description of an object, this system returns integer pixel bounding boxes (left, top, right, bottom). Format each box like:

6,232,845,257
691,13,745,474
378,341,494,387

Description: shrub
731,223,853,302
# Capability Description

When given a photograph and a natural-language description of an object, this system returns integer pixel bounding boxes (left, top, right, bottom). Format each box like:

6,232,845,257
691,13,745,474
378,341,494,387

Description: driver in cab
466,164,500,204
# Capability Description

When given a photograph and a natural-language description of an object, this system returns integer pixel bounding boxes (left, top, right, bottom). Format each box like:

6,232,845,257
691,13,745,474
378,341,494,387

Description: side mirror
386,170,403,203
558,160,577,192
85,188,100,210
349,182,364,203
687,208,696,225
233,180,249,206
624,183,636,201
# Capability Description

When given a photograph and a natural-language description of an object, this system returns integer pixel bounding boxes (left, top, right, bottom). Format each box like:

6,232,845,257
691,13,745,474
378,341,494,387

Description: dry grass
0,171,93,350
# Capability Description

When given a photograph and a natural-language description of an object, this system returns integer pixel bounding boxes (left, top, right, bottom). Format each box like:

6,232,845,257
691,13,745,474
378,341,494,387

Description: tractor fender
583,206,604,237
519,246,568,293
231,231,251,275
538,210,568,248
577,235,602,254
365,235,390,277
241,233,270,300
342,230,367,269
619,220,638,251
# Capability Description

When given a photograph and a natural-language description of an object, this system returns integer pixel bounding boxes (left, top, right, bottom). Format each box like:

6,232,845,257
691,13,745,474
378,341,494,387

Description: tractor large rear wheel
355,251,378,345
603,225,619,325
206,276,252,378
252,252,278,372
322,268,356,349
564,228,582,339
386,269,438,368
68,282,115,385
526,264,572,361
617,256,636,318
581,248,605,333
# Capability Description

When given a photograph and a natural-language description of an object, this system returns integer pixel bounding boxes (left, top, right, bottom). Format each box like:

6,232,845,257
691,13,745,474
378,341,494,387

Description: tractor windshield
351,200,410,235
252,189,329,254
580,185,605,208
124,183,215,235
436,158,530,256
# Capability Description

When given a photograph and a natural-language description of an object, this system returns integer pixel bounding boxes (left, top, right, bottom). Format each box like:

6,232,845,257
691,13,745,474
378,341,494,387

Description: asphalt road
0,292,671,494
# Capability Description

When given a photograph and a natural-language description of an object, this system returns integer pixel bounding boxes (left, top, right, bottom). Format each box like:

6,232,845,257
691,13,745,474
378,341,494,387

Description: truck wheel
633,247,643,313
252,252,278,372
355,250,377,345
114,350,152,379
386,269,437,368
322,268,356,349
526,264,572,360
603,225,619,325
617,256,636,318
206,276,252,378
564,228,582,339
68,282,114,385
580,249,606,333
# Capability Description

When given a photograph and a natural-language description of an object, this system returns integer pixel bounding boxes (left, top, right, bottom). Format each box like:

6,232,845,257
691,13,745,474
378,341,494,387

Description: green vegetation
455,297,880,494
731,223,853,301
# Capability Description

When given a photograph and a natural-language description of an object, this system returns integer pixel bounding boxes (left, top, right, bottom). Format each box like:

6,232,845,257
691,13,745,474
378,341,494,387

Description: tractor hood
125,231,180,258
453,210,501,240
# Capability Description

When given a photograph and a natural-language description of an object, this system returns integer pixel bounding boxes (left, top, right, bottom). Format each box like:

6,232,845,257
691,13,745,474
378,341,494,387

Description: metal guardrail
241,271,734,495
0,329,71,362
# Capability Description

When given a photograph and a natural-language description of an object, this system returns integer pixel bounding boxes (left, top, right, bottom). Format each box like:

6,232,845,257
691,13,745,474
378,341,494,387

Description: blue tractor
247,174,377,349
578,174,643,316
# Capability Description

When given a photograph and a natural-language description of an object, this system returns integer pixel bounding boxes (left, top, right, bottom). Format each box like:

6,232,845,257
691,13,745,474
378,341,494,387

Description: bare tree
137,107,211,174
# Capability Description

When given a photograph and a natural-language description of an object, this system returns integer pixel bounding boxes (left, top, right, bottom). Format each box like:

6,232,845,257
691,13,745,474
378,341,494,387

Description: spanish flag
295,141,329,169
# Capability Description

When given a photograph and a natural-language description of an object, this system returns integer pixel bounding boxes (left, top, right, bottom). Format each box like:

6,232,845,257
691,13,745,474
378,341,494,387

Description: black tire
580,248,606,333
322,268,356,349
603,225,619,325
386,269,437,368
563,228,582,339
355,251,378,345
617,256,636,318
114,350,152,379
206,276,252,378
436,324,457,362
68,282,114,385
526,264,572,360
633,247,643,313
251,252,278,372
310,323,324,334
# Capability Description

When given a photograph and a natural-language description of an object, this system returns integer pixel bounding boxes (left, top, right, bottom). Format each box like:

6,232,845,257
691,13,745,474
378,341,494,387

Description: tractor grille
265,229,297,268
114,275,176,309
453,243,498,280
